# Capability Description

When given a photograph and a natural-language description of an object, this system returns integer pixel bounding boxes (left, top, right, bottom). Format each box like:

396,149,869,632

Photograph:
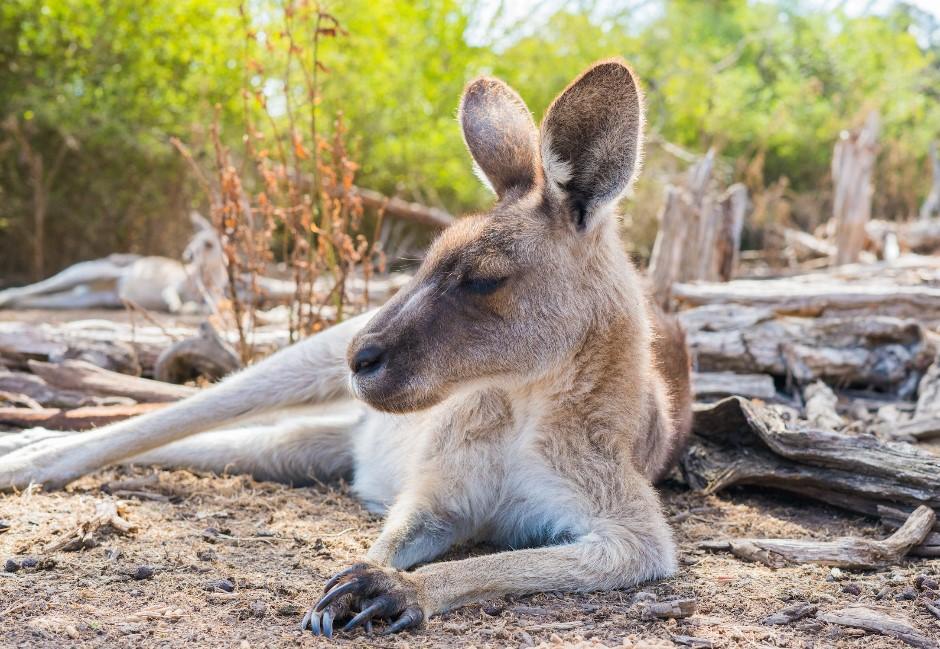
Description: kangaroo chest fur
350,379,641,550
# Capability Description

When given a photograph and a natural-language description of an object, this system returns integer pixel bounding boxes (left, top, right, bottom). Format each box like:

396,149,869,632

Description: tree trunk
648,150,747,306
832,112,879,265
919,141,940,221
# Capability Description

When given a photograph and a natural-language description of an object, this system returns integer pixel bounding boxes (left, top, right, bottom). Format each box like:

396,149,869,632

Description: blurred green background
1,0,938,279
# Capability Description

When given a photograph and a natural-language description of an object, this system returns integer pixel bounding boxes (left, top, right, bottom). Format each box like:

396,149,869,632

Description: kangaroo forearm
414,533,676,616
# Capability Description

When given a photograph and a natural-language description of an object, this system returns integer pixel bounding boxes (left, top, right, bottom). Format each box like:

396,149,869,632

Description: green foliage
2,0,939,276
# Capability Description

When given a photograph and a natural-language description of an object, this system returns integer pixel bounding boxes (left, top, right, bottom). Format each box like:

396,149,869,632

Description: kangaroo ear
459,77,540,198
540,59,644,231
190,211,213,232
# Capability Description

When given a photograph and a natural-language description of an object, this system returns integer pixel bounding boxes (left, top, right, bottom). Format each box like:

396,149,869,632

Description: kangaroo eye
461,275,507,295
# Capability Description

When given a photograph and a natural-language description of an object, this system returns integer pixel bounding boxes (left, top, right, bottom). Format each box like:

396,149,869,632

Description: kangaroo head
182,211,229,299
349,59,645,413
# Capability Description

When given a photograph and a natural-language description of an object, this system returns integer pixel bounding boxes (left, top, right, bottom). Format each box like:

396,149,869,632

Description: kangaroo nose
351,345,386,376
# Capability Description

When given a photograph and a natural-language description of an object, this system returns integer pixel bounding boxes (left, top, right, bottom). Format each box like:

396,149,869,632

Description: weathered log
682,398,940,517
679,305,932,392
0,320,288,377
0,323,141,375
894,417,940,441
832,112,880,265
880,359,940,441
673,278,940,320
0,390,43,409
154,322,241,384
0,367,132,409
783,227,835,259
803,381,843,431
0,403,167,431
692,371,777,401
915,359,940,419
817,606,937,649
701,506,934,569
877,505,940,558
868,218,940,255
28,359,195,403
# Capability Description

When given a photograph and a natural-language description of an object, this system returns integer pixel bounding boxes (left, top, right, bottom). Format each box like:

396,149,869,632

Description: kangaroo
0,60,692,638
0,212,228,313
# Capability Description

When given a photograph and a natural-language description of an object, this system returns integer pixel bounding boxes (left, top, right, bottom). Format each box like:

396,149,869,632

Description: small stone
196,549,216,562
130,565,154,580
104,548,122,561
841,583,861,596
20,557,38,569
481,603,503,616
915,575,938,591
0,520,11,533
4,558,19,573
895,586,917,601
205,578,235,593
249,600,266,618
828,568,843,581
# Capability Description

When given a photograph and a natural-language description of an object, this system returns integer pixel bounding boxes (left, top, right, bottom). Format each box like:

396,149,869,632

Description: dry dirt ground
1,467,938,649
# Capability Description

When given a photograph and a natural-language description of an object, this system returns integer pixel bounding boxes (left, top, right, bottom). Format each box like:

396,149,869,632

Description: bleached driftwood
878,505,940,558
0,367,134,409
673,278,940,320
701,506,934,569
832,112,880,265
783,227,836,259
682,397,940,519
0,319,289,377
0,403,167,431
692,372,777,401
28,359,195,403
154,322,241,384
679,305,932,393
648,150,747,304
0,322,143,375
867,218,940,256
817,606,937,649
803,381,843,431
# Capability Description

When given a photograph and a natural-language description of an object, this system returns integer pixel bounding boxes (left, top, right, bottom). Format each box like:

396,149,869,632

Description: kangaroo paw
301,562,425,638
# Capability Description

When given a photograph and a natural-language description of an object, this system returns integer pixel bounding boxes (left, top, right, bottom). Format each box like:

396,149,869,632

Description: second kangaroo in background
0,59,692,637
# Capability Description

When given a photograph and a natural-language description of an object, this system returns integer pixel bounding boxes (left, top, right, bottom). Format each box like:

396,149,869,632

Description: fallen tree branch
761,603,817,625
682,397,940,517
679,305,932,393
673,279,940,320
817,606,937,649
701,506,934,569
0,403,167,431
692,371,777,401
28,359,195,403
348,186,454,229
46,500,137,552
